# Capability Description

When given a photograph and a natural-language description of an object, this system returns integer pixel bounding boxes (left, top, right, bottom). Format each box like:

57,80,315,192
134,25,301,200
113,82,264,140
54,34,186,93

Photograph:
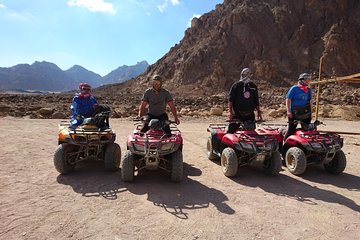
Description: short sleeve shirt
286,85,312,110
142,88,173,116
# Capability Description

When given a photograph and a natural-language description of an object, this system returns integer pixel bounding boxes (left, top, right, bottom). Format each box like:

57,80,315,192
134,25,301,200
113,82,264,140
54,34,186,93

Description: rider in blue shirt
284,73,312,140
69,83,98,129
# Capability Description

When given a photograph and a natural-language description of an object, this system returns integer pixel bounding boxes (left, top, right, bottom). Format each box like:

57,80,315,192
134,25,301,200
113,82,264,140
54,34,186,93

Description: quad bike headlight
310,142,323,149
240,142,254,151
160,143,174,151
133,143,145,152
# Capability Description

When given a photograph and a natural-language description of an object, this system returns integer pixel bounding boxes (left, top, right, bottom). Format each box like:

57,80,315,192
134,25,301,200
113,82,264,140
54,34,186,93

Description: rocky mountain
0,61,149,92
106,0,360,96
0,61,75,92
64,65,102,89
102,61,150,85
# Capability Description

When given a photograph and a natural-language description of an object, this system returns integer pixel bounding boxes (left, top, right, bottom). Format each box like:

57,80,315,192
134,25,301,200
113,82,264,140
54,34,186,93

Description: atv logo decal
244,91,251,99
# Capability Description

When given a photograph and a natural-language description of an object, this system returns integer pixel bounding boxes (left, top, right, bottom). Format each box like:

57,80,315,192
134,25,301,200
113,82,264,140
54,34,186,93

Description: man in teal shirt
284,73,312,139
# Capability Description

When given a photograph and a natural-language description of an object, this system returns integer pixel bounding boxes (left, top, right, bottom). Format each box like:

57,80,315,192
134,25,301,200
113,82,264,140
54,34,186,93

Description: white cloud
170,0,180,6
157,0,180,12
127,0,147,8
5,11,34,22
0,3,6,9
157,3,166,12
67,0,116,14
188,14,201,27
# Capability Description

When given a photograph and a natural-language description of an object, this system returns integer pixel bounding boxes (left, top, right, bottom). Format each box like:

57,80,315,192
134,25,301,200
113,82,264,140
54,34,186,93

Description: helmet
241,68,252,79
298,73,310,81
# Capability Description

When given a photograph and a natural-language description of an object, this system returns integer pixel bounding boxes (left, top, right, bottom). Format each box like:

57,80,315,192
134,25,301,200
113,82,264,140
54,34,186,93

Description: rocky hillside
97,0,360,96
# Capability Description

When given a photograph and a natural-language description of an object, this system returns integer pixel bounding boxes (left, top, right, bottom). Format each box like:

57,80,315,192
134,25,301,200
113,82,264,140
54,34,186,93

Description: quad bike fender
284,134,309,147
208,128,225,141
221,133,239,147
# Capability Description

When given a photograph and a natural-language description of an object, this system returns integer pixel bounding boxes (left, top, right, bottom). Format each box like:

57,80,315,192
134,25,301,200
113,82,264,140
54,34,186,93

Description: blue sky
0,0,222,76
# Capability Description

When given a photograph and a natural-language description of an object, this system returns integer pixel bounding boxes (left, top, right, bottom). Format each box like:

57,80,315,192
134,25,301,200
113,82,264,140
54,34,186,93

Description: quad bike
54,111,121,174
206,120,282,177
121,118,183,182
259,120,346,175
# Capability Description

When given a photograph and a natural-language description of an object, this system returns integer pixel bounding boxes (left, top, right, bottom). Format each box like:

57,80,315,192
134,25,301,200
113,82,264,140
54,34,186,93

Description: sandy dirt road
0,117,359,240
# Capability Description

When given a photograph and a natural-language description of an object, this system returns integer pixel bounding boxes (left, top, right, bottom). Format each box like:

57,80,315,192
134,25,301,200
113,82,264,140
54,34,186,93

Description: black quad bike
207,120,282,177
54,111,121,174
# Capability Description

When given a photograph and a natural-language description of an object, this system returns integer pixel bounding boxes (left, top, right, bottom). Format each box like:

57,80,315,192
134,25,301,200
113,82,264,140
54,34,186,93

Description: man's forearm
228,102,233,114
285,99,291,113
138,101,147,117
168,101,178,118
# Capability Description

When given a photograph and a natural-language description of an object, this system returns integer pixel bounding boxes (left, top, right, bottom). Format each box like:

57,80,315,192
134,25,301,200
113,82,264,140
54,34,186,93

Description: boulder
51,112,67,119
38,108,54,116
210,107,223,116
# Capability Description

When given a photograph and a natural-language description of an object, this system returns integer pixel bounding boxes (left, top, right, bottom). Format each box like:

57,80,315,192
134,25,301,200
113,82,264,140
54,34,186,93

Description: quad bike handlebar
291,119,325,131
292,119,324,126
132,116,177,125
226,119,265,124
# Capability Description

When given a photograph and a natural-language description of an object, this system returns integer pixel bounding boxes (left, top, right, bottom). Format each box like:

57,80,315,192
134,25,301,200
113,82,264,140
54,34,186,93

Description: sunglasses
82,87,91,91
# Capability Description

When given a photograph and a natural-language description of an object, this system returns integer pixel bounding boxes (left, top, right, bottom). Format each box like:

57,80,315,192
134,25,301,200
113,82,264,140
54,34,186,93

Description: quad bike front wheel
285,147,307,175
171,150,183,182
263,151,282,175
324,150,346,174
207,137,220,161
54,143,78,174
221,147,238,177
121,150,134,182
104,143,121,171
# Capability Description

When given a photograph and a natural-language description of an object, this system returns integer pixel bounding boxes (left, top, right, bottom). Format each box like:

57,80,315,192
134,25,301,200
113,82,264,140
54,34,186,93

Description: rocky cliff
111,0,360,95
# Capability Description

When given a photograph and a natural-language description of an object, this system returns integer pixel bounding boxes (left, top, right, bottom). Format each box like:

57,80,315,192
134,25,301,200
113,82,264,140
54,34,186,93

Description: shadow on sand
125,163,235,219
57,161,235,219
57,161,127,200
301,166,360,192
230,166,360,212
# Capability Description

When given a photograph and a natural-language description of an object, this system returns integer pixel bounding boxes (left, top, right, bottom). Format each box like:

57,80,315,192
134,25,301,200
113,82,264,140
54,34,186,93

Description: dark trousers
284,116,311,140
140,113,171,135
227,111,255,134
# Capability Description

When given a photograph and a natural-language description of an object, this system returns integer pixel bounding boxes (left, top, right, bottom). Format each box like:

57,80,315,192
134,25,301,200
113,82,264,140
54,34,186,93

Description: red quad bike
259,120,346,175
206,120,282,177
121,118,183,182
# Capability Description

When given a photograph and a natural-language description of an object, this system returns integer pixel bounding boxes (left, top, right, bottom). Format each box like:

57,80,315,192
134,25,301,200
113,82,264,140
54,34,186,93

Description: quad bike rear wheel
324,150,346,174
171,150,183,182
221,147,238,177
207,137,220,161
54,143,78,174
263,151,282,175
121,150,134,182
104,143,121,171
285,147,307,175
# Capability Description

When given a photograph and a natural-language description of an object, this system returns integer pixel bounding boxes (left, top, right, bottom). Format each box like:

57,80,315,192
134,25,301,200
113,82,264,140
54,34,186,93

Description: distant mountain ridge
0,60,149,92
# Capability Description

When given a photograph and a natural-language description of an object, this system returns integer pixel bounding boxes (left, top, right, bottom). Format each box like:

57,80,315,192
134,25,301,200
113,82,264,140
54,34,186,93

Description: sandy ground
0,117,359,240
